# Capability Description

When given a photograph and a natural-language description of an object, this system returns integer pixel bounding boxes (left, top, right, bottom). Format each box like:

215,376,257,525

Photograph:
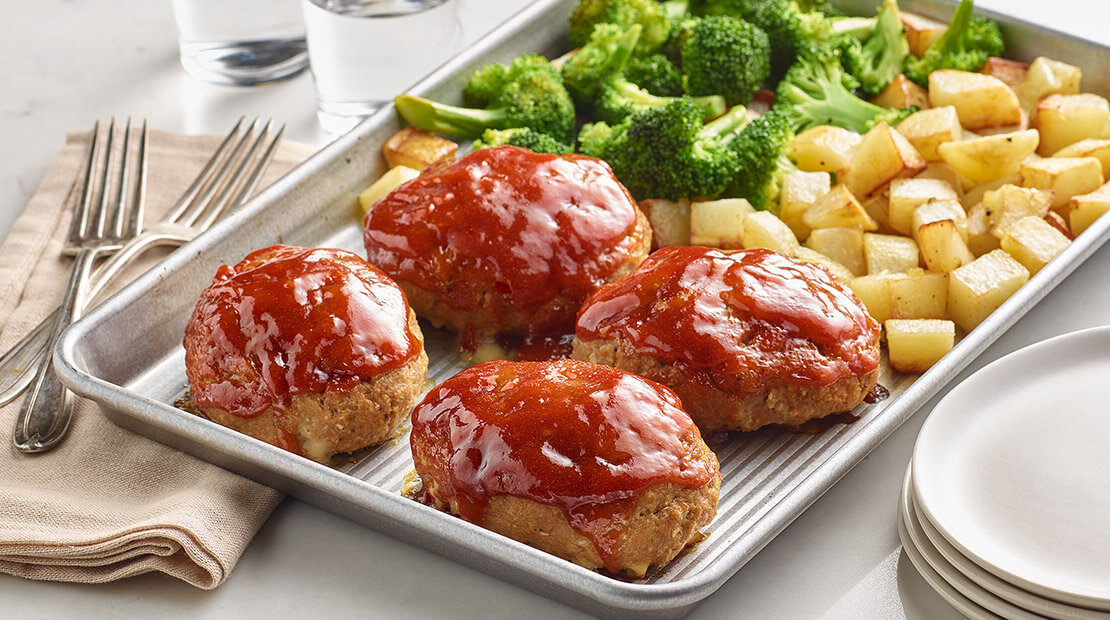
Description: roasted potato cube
901,11,947,57
966,201,1002,256
864,232,920,274
890,268,948,319
936,129,1039,184
793,247,854,283
928,70,1022,130
1069,182,1110,235
383,127,458,170
779,169,832,240
788,125,860,174
842,122,926,199
805,226,866,277
871,74,930,110
980,57,1030,92
918,219,975,273
640,198,691,249
1035,93,1110,156
981,184,1055,238
689,198,753,249
1042,210,1074,240
861,192,897,235
742,210,799,255
1018,56,1082,112
802,184,878,231
358,165,421,213
885,319,956,373
1053,138,1110,178
888,177,960,235
999,215,1071,274
947,249,1030,331
1020,156,1104,213
849,274,894,323
897,106,963,162
912,198,968,243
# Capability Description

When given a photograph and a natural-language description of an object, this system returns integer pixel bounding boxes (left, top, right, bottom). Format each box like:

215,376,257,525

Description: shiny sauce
363,145,643,347
185,245,420,418
410,359,718,573
576,246,880,398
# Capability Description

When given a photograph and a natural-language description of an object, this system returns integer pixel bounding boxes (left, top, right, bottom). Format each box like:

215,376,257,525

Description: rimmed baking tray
55,1,1110,617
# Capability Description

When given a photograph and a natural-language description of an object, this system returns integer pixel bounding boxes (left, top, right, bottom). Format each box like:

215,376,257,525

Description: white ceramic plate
911,326,1110,611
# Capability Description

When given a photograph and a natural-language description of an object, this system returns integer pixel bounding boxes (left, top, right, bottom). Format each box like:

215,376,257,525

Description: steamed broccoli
723,107,798,212
568,0,672,54
578,99,750,200
561,23,642,107
595,74,726,123
471,128,574,155
903,0,1004,86
681,15,772,107
774,46,914,134
749,0,836,83
624,53,684,97
839,0,909,97
394,54,576,143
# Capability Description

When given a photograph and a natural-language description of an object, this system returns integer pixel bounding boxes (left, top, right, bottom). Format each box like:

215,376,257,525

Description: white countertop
3,1,1108,618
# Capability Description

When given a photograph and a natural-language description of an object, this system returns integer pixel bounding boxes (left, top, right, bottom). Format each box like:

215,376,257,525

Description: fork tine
178,118,266,228
65,121,102,247
90,119,116,241
227,123,286,210
160,116,248,224
120,119,148,240
109,118,133,239
195,119,281,230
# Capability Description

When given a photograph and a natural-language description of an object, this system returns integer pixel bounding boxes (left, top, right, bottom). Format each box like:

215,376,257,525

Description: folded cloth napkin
0,127,319,589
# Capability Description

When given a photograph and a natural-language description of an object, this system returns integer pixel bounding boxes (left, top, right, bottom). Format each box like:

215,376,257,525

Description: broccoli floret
681,15,771,107
595,74,726,123
562,23,642,107
578,99,750,200
723,108,798,212
774,47,913,134
749,0,836,83
394,54,576,143
839,0,909,97
624,53,684,97
903,0,1004,86
568,0,672,54
471,128,574,155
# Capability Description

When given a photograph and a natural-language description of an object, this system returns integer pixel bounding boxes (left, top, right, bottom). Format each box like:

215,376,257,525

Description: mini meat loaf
183,244,428,464
572,246,881,432
409,359,720,577
362,145,651,356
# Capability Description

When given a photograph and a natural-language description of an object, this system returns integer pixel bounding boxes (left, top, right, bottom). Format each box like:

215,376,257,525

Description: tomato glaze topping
576,246,880,397
410,359,718,572
185,245,421,418
362,145,643,344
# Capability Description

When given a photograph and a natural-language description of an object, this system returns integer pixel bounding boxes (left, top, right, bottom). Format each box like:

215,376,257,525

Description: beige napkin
0,127,319,589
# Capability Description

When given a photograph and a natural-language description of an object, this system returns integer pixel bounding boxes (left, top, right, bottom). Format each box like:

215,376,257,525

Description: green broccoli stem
784,81,893,133
609,78,727,119
394,94,509,140
698,104,750,143
931,0,974,54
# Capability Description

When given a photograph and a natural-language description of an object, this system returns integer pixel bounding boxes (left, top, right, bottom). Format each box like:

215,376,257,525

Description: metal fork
0,117,284,409
13,118,147,452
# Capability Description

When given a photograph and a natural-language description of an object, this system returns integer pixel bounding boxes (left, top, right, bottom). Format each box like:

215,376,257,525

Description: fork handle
13,248,100,453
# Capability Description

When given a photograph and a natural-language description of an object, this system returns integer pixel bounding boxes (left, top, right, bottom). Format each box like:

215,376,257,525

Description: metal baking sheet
55,1,1110,617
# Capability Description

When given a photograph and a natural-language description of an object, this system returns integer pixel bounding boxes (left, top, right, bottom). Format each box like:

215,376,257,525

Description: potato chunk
871,74,929,110
1018,56,1082,113
999,215,1071,274
742,210,799,255
897,106,963,162
888,177,960,235
789,125,860,174
841,122,926,199
383,127,458,170
947,249,1030,331
1035,93,1110,156
779,169,832,240
937,129,1039,185
981,184,1054,238
640,199,690,249
802,185,878,231
885,319,956,373
864,232,920,274
359,165,421,213
928,70,1022,130
1020,156,1104,213
1069,182,1110,235
805,226,866,276
689,198,753,249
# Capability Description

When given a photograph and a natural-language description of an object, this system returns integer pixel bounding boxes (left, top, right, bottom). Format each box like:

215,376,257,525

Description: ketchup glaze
184,245,422,419
409,359,718,572
363,145,646,349
575,246,881,398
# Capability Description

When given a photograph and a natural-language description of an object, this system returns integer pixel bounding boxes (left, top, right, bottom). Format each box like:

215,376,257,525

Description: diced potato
802,185,878,231
885,319,956,373
779,170,832,240
918,219,975,273
861,192,897,235
382,127,458,170
1053,138,1110,178
793,247,854,283
901,11,947,57
980,57,1030,92
841,122,926,199
897,106,963,161
1020,156,1104,213
871,74,929,110
961,173,1021,210
966,201,1002,256
888,177,960,235
689,198,754,249
849,274,894,323
789,125,861,174
911,198,968,243
805,226,866,276
890,268,948,319
742,210,799,255
358,165,421,213
913,162,965,198
947,249,1031,331
981,184,1055,238
1069,182,1110,235
640,198,691,249
1018,56,1082,113
936,129,1039,184
928,70,1022,130
864,232,920,274
999,215,1071,274
1042,210,1073,240
1035,93,1110,156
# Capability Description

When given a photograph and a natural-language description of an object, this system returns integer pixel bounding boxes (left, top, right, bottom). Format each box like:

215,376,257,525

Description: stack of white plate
898,326,1110,620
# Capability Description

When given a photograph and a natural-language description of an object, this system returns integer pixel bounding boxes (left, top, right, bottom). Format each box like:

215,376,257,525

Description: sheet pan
55,1,1110,617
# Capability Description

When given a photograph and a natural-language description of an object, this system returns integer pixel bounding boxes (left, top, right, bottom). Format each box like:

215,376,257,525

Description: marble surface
2,1,1107,618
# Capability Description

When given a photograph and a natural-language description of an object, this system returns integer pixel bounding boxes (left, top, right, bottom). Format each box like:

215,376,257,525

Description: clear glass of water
172,0,308,86
302,0,463,136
